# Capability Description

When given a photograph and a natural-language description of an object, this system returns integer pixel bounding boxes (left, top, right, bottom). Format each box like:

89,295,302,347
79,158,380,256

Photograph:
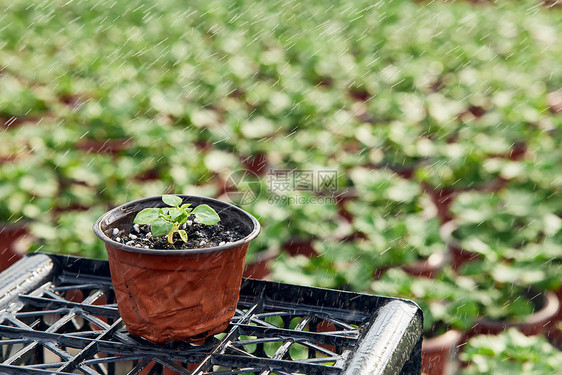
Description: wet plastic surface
0,254,422,374
105,242,249,343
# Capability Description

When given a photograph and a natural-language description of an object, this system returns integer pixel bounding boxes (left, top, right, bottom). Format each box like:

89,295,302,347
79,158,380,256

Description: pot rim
422,329,463,352
401,251,448,275
93,195,260,255
476,290,560,328
0,220,29,231
439,220,457,245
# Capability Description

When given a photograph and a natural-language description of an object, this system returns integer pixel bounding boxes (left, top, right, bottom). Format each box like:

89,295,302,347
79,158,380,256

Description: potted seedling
457,259,559,338
240,229,280,280
271,251,349,291
0,156,59,270
274,192,340,258
30,206,108,260
93,194,260,343
460,329,562,375
376,121,437,178
345,209,447,278
444,188,561,337
453,119,530,162
345,171,447,278
445,188,560,269
397,215,448,278
220,115,280,176
507,239,562,345
549,320,562,350
241,199,291,279
312,238,392,290
344,166,422,241
0,187,29,271
0,73,49,126
345,167,424,216
0,125,35,164
72,99,134,154
0,217,28,271
415,143,505,222
372,268,473,375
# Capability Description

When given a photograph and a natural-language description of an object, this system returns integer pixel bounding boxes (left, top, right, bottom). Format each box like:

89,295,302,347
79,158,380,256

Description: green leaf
180,204,192,211
162,195,182,207
169,208,183,222
177,211,188,225
178,229,188,242
192,204,221,225
134,208,160,224
151,219,173,237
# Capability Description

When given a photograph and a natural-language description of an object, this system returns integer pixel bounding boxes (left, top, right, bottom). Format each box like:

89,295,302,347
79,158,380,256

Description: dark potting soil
109,215,246,250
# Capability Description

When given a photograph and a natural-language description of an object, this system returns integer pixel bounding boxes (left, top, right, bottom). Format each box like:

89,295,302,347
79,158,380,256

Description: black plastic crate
0,254,422,374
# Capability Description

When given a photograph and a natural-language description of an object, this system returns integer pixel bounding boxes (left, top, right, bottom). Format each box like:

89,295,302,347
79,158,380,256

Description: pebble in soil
109,216,246,250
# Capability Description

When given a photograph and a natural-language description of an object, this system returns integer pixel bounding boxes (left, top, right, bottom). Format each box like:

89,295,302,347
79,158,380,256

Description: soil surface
108,215,246,250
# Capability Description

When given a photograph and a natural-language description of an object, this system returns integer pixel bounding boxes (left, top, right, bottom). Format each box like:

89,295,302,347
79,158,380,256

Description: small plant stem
168,223,179,244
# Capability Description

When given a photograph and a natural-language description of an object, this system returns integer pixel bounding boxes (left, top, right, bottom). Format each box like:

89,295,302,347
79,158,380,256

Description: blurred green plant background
1,0,561,371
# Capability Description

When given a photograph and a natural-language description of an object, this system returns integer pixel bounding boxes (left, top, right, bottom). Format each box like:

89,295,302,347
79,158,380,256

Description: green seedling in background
134,195,220,244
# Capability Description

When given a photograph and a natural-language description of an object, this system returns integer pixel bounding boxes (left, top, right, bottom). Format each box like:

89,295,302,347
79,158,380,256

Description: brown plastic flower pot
401,252,447,279
469,290,559,337
93,195,260,344
547,326,562,350
241,152,269,176
283,238,317,258
243,247,278,280
76,138,133,154
447,242,481,271
386,163,420,180
0,222,28,272
422,329,462,375
333,188,358,223
545,287,562,349
440,221,481,271
422,179,507,224
421,183,458,224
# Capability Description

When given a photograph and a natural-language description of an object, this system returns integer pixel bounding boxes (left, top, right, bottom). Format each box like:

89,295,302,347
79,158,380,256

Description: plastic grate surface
0,254,422,374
